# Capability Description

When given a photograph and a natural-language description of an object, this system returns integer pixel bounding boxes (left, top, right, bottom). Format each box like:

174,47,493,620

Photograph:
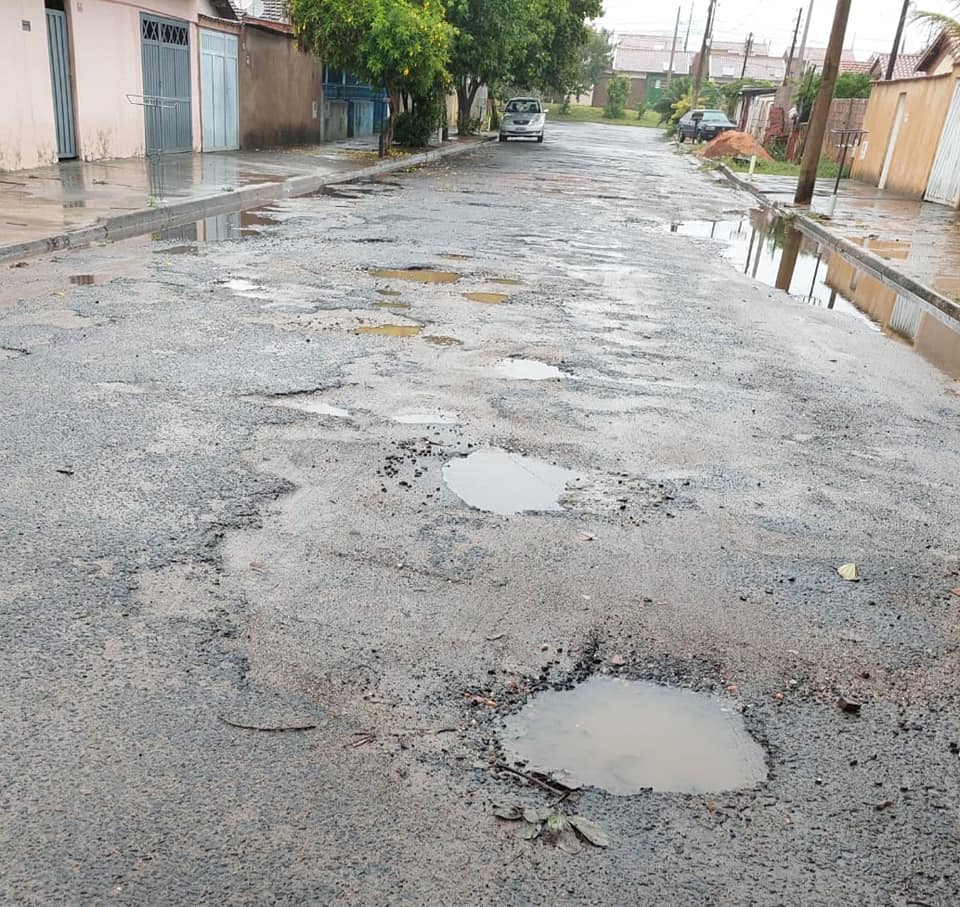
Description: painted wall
852,71,958,198
238,24,323,149
0,0,58,170
68,0,208,162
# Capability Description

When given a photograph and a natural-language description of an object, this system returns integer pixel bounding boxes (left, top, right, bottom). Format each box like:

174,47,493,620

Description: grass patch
725,155,841,180
550,104,663,129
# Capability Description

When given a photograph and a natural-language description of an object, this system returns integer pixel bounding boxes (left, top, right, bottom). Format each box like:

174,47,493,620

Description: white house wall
1,0,59,170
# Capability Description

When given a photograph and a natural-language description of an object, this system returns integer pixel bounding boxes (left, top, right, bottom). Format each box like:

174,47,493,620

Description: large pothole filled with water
501,676,767,795
442,447,579,515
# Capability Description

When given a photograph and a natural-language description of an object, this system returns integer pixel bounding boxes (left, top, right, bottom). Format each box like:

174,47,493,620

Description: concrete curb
717,163,960,328
0,136,496,264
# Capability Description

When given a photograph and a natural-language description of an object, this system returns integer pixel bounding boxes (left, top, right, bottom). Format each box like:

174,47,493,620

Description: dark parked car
677,109,737,143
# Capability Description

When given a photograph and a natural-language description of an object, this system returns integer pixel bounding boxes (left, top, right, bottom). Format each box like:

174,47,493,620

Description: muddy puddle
374,300,412,310
502,676,767,795
667,209,960,380
494,358,564,380
463,292,509,304
394,411,460,425
424,335,463,347
370,268,461,284
442,447,579,515
354,324,422,337
492,278,524,287
69,274,110,286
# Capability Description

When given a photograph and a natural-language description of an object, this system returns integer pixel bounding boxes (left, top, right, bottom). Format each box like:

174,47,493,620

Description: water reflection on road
667,211,960,380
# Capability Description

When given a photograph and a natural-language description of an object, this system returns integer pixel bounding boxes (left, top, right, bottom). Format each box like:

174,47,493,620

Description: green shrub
603,74,631,119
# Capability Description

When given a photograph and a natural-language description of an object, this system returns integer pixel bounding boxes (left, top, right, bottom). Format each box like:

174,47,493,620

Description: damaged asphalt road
2,123,959,905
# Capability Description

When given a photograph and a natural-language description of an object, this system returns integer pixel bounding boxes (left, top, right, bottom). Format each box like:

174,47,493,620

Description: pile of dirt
699,130,773,162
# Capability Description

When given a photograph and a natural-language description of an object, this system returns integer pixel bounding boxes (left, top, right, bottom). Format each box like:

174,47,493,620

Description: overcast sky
598,0,958,56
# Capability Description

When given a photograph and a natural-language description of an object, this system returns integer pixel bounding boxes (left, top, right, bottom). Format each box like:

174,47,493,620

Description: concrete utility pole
795,0,853,204
784,7,803,85
886,0,910,80
667,6,682,87
741,32,754,80
795,0,815,84
684,4,694,52
690,0,718,110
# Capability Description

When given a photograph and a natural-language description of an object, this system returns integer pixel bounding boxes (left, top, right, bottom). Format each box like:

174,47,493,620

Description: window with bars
142,17,188,45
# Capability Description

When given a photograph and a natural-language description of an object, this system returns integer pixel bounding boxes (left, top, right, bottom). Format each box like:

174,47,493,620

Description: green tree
290,0,453,153
573,26,614,104
603,73,631,119
797,71,871,120
445,0,524,134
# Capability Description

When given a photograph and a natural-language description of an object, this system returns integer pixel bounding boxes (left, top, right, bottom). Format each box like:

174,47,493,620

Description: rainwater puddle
374,300,412,310
354,324,422,337
152,208,280,250
377,289,403,298
370,268,461,284
463,292,509,305
492,278,524,286
502,676,767,795
667,211,960,380
69,274,109,286
442,447,579,515
223,278,260,293
494,358,564,380
269,397,351,418
425,335,463,347
442,253,473,261
394,411,460,425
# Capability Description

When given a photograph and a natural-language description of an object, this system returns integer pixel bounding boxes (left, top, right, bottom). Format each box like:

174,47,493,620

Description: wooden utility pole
690,0,717,110
784,8,803,85
795,0,853,204
667,6,682,87
885,0,910,80
684,4,694,52
741,32,754,80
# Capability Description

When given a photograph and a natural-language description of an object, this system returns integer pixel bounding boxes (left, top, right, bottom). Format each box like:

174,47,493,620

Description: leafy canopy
290,0,453,95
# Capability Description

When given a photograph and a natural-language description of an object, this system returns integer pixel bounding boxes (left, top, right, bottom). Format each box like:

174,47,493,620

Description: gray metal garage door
200,29,239,152
141,14,192,155
46,9,77,159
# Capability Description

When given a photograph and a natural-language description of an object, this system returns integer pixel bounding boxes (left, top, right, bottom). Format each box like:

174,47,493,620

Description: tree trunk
380,90,396,158
456,79,481,135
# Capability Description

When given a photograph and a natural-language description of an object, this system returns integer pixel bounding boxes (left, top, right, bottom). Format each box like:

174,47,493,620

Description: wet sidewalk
741,174,960,301
0,135,487,261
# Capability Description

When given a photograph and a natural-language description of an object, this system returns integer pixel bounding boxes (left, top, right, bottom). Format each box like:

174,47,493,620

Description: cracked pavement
2,123,959,906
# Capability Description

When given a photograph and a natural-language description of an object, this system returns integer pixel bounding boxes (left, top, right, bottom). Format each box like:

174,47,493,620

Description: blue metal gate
45,9,77,159
141,14,192,155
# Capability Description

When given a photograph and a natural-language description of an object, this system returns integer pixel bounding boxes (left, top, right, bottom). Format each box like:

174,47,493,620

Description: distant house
852,29,960,205
0,0,384,173
793,46,862,75
697,49,785,84
593,34,694,108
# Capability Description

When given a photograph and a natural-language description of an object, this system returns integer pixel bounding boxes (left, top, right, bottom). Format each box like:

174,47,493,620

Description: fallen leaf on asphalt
515,823,541,841
522,806,540,824
611,654,626,666
580,533,596,541
493,804,522,820
838,563,860,581
485,633,505,641
556,828,584,854
875,800,894,811
249,561,267,573
539,644,550,652
568,815,610,847
56,467,75,476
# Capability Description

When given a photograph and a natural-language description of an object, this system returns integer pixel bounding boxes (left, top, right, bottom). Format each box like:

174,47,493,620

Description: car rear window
703,112,729,122
506,100,542,114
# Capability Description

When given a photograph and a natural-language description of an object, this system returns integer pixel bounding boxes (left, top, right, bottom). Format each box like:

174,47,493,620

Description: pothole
424,335,463,347
493,278,524,287
502,676,766,795
354,324,422,337
370,268,461,284
442,447,579,515
374,301,412,310
223,278,260,293
394,411,460,425
463,292,509,305
376,290,403,297
494,358,564,380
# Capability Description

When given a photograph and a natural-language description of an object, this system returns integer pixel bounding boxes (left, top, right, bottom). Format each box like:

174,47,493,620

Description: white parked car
499,97,546,143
